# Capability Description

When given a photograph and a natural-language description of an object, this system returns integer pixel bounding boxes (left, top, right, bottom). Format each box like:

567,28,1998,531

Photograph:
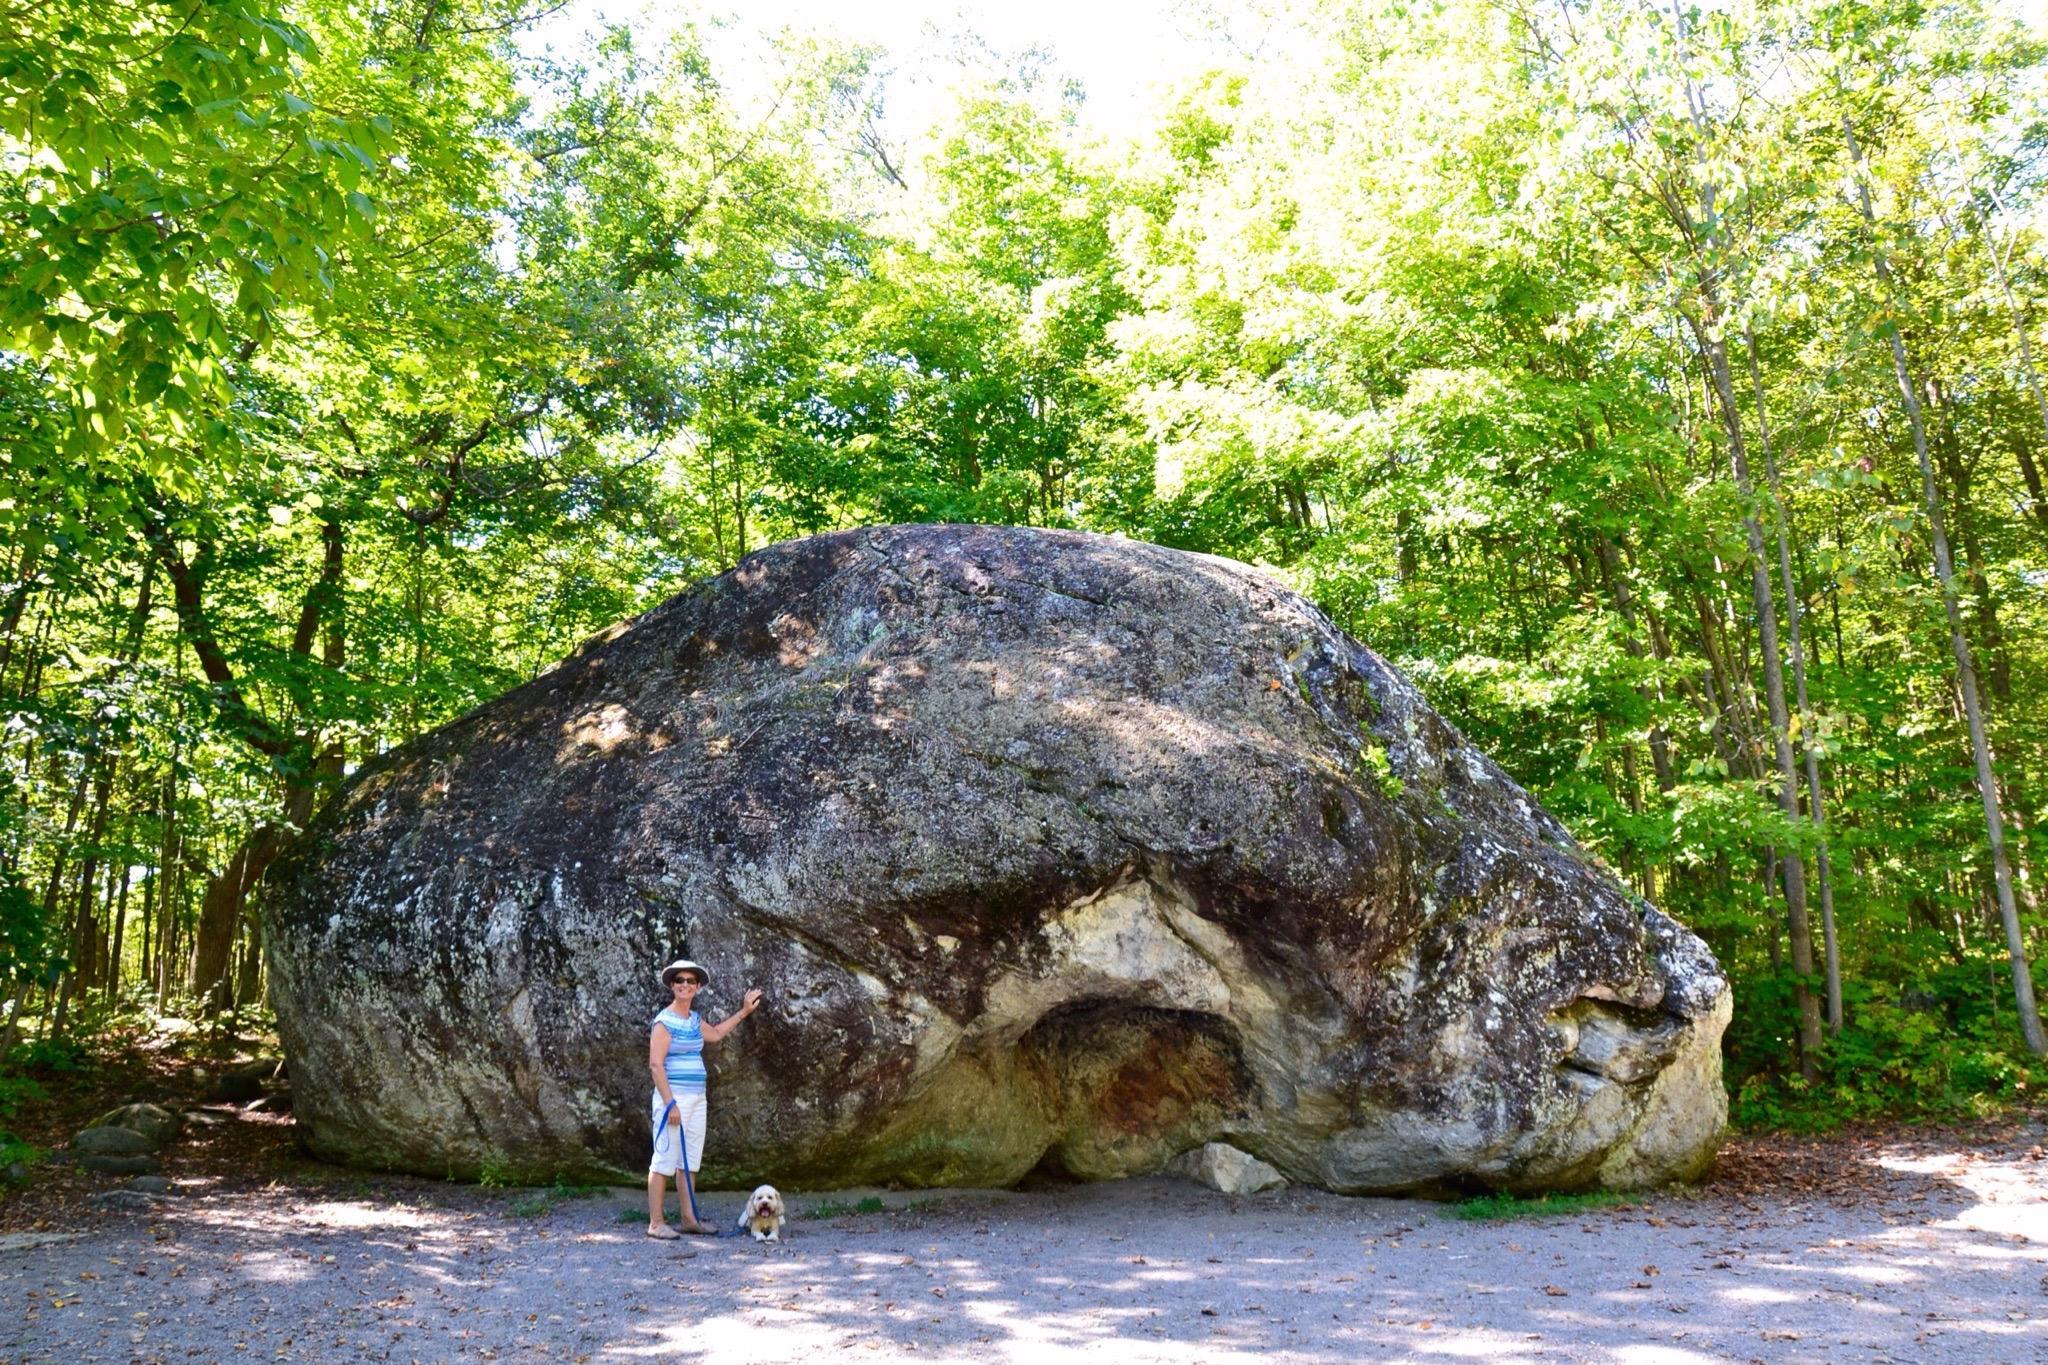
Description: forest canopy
5,0,2048,1128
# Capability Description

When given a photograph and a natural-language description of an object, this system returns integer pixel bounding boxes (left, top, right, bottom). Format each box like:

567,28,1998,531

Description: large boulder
268,525,1729,1193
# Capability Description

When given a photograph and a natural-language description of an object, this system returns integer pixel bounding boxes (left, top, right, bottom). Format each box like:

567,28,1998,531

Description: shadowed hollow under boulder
267,524,1730,1193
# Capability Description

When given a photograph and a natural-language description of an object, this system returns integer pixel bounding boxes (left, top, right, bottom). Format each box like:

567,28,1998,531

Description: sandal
678,1222,723,1237
645,1226,682,1240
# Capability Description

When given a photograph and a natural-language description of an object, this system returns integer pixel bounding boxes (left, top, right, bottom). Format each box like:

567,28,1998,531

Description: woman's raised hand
743,988,764,1013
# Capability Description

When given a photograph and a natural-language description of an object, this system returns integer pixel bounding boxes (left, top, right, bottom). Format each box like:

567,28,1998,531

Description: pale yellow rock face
1596,990,1734,1189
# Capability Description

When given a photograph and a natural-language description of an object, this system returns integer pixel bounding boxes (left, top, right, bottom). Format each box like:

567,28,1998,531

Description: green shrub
0,1133,42,1177
13,1037,84,1072
0,1073,47,1123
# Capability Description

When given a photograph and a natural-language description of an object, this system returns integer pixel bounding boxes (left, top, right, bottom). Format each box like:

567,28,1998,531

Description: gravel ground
4,1125,2046,1364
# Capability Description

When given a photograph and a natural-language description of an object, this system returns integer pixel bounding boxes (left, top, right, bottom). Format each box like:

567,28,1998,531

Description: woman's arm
701,988,763,1044
648,1023,675,1101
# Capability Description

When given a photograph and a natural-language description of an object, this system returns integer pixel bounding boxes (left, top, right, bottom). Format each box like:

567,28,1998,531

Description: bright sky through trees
523,0,1228,138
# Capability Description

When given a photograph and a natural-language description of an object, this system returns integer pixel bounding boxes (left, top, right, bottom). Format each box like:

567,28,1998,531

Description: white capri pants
650,1089,707,1176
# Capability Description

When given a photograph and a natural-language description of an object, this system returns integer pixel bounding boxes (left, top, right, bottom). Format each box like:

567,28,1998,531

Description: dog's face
747,1184,784,1224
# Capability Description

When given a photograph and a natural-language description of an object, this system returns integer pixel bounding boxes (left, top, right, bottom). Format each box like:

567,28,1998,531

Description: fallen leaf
1543,1285,1568,1297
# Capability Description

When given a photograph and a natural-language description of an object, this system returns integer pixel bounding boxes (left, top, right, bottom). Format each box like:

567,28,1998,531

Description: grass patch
614,1207,647,1224
545,1179,604,1201
809,1195,887,1218
503,1178,609,1218
1449,1189,1634,1221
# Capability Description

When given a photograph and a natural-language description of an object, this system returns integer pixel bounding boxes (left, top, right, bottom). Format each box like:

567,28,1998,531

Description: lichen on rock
267,524,1730,1192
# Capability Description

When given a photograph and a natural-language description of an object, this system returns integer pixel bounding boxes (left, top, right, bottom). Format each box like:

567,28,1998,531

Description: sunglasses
670,976,703,987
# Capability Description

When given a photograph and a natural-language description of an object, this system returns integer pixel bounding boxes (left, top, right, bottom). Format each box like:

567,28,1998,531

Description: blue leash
652,1096,700,1224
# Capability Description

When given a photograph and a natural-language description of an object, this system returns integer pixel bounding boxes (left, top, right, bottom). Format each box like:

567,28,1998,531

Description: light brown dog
737,1184,785,1243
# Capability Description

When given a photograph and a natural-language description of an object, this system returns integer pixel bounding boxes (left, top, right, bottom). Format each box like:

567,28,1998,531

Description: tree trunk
1694,308,1823,1077
1746,333,1842,1032
1844,114,2048,1055
157,504,345,1013
154,767,178,1007
105,806,137,1004
1594,533,1676,793
233,920,263,1013
188,823,294,1009
1927,377,2010,700
1977,209,2048,540
0,539,43,686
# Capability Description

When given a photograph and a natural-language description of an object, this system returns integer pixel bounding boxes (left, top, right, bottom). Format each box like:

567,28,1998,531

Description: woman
646,959,762,1238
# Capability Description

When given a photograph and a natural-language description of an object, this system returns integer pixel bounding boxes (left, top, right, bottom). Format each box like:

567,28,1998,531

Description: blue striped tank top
655,1008,706,1091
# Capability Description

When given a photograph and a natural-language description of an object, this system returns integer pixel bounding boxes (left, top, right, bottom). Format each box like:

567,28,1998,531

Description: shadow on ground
6,1118,2047,1363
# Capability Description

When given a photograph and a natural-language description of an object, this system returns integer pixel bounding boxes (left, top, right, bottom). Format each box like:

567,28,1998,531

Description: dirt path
5,1122,2046,1363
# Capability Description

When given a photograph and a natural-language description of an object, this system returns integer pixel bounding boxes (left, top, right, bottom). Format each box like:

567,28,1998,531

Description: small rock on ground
90,1102,179,1146
75,1152,157,1175
70,1126,156,1156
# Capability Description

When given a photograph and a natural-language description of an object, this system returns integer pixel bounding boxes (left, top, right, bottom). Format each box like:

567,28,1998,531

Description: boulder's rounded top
283,523,1587,986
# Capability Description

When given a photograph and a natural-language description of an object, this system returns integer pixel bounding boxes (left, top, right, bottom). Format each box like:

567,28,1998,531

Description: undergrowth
809,1195,887,1218
1449,1189,1634,1221
1726,959,2044,1132
501,1177,607,1216
0,1134,41,1178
